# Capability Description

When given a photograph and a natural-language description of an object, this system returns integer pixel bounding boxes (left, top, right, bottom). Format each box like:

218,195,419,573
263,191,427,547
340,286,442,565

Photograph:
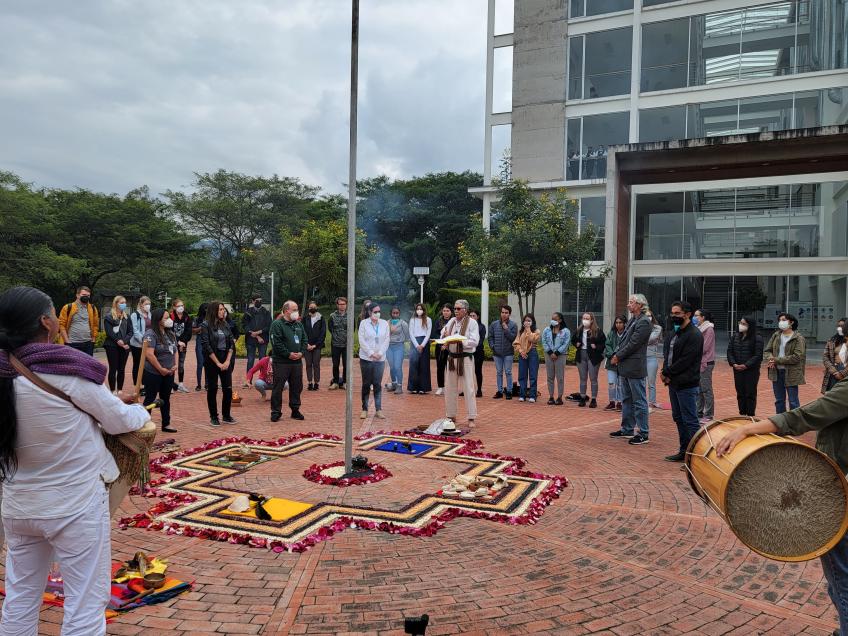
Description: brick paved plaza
3,356,839,635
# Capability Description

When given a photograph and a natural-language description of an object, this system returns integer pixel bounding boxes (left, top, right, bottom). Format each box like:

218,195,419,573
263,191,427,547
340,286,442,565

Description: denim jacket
542,326,571,356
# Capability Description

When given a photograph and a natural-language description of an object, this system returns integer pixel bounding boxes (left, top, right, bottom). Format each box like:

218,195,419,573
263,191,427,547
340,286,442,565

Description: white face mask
372,312,381,321
416,309,424,316
738,323,748,333
550,320,558,327
143,304,151,313
163,318,174,329
289,311,300,321
175,306,184,314
582,319,591,328
524,321,532,328
778,320,790,331
838,326,844,337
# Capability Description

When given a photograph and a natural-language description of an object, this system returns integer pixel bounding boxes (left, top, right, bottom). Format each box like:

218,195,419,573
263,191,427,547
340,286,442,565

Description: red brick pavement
0,355,839,635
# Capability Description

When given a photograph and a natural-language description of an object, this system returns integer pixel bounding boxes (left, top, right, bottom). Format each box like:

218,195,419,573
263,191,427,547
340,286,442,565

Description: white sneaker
375,410,386,419
435,388,444,396
360,410,367,419
177,383,190,394
519,397,525,402
528,398,536,403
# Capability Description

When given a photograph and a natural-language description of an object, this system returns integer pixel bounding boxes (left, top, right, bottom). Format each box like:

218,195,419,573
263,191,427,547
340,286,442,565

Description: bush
95,331,107,349
436,288,508,314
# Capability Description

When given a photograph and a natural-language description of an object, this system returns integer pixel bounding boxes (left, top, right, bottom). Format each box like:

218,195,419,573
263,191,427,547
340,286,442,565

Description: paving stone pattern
0,355,839,635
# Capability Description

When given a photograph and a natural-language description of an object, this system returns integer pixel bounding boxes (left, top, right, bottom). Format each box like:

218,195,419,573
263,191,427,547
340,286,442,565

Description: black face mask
79,296,90,304
254,300,262,308
670,315,685,326
308,307,317,314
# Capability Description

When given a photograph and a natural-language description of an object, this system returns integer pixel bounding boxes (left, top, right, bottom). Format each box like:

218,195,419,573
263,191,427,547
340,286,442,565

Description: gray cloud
0,0,486,196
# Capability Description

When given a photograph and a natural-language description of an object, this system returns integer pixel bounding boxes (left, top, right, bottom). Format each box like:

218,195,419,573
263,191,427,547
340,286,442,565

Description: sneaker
222,416,237,424
177,383,190,394
291,410,305,420
578,398,586,407
210,417,221,427
518,397,525,402
375,410,386,419
615,402,622,411
360,410,367,419
604,401,616,410
589,399,597,408
195,385,202,392
242,382,249,388
476,390,483,398
609,430,633,439
459,392,464,397
162,426,178,433
547,398,555,405
329,382,339,390
664,451,686,462
528,398,536,403
493,392,503,399
312,384,320,391
504,393,512,400
435,388,444,396
395,388,403,394
555,398,563,405
270,414,281,422
629,434,649,445
699,417,713,425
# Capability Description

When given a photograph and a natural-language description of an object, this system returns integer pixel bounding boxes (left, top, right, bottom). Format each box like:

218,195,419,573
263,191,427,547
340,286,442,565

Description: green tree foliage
460,170,605,317
358,171,483,301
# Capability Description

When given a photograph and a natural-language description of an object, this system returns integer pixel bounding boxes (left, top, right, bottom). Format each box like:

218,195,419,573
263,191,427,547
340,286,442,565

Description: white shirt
358,318,390,361
3,374,149,519
409,316,432,345
839,343,847,366
440,316,480,354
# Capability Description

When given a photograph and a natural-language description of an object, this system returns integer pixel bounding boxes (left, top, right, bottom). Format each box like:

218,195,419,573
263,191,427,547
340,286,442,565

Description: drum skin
685,417,848,562
107,420,156,517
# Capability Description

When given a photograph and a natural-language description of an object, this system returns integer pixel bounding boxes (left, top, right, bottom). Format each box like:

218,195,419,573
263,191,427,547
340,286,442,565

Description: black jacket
727,333,764,369
242,306,272,340
475,321,487,356
662,323,703,389
571,327,606,366
103,314,133,348
200,320,235,358
303,313,327,347
171,311,193,345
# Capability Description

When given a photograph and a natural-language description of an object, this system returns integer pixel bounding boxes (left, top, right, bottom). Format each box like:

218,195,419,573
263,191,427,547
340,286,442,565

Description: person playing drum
717,379,848,636
0,286,149,635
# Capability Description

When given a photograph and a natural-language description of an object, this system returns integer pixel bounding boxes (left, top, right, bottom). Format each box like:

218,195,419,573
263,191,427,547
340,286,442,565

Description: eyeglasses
453,307,462,310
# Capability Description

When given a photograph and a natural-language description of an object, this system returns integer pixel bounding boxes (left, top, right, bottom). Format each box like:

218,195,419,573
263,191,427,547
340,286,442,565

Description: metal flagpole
344,0,359,474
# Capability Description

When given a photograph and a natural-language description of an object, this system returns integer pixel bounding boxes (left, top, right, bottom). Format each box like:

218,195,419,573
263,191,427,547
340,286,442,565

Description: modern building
473,0,848,347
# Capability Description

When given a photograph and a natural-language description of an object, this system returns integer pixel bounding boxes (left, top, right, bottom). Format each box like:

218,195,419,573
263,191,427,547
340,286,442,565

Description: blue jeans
606,368,620,402
253,379,269,398
387,343,405,387
494,355,513,394
517,349,539,399
772,369,800,413
619,376,649,436
646,356,658,404
245,337,267,374
820,531,848,635
669,385,700,453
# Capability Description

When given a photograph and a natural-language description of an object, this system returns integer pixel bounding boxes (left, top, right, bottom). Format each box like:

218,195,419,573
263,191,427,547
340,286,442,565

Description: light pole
157,290,171,308
260,272,275,314
413,267,429,304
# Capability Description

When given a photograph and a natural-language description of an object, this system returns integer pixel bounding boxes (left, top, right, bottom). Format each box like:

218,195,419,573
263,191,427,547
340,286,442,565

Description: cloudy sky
0,0,492,197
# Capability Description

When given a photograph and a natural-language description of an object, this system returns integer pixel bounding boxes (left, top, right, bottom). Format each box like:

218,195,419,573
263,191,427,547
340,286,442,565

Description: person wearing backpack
57,286,99,356
129,296,152,384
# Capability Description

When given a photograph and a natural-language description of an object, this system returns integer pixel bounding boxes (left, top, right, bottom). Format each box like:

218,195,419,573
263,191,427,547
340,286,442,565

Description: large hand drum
104,420,157,517
685,417,848,561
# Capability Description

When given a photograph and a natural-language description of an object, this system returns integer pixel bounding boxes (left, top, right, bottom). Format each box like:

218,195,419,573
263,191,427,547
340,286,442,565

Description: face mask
143,304,151,313
738,324,748,333
671,315,685,326
372,312,381,320
416,309,424,316
692,316,700,326
163,318,174,329
79,296,90,304
308,307,317,314
550,320,558,327
254,300,262,308
582,319,590,328
118,303,127,312
175,305,184,314
391,318,399,324
290,311,300,321
778,320,790,330
838,326,844,337
524,321,532,328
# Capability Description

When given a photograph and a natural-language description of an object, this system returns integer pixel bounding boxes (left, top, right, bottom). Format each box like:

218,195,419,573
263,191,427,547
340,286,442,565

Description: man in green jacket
269,300,306,422
717,379,848,636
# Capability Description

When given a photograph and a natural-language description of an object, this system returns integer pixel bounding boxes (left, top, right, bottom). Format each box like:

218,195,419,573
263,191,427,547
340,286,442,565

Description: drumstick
134,340,148,402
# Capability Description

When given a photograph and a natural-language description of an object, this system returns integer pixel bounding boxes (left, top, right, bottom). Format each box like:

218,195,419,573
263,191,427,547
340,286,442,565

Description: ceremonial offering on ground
686,416,848,562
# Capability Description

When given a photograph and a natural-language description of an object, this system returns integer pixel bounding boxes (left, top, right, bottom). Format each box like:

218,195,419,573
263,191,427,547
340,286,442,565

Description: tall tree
460,171,605,317
165,170,319,307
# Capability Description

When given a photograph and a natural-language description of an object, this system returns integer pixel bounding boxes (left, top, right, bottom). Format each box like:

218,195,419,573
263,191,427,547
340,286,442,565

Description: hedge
436,288,508,314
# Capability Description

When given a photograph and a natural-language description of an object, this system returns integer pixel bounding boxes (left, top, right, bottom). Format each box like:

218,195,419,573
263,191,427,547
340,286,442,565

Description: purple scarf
0,343,107,385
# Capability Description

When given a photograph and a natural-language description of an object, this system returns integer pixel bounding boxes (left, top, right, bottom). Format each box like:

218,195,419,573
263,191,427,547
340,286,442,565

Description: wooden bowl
240,453,260,463
226,452,244,461
143,573,166,590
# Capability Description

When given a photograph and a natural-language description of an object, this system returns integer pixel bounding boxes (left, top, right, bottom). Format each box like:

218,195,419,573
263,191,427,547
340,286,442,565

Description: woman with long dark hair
0,286,148,633
142,308,179,433
170,298,192,393
764,312,806,413
727,315,764,416
822,317,848,393
603,315,627,410
407,302,432,394
103,295,133,393
434,304,453,396
192,302,208,391
514,313,541,402
542,312,570,405
201,301,236,426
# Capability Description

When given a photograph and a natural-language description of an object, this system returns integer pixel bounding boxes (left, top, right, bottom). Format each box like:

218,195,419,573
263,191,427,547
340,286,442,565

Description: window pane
787,275,848,344
580,196,606,260
734,185,790,258
806,0,848,72
819,181,848,257
634,192,685,259
570,0,585,19
493,0,514,35
739,3,797,80
789,182,819,257
692,10,744,86
566,118,582,180
580,111,629,179
795,88,848,128
639,105,686,142
492,46,513,113
633,277,682,324
687,100,739,137
641,18,690,92
490,124,512,179
584,28,632,98
562,279,605,331
586,0,633,17
738,93,794,133
643,0,677,6
685,189,736,259
568,36,584,100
